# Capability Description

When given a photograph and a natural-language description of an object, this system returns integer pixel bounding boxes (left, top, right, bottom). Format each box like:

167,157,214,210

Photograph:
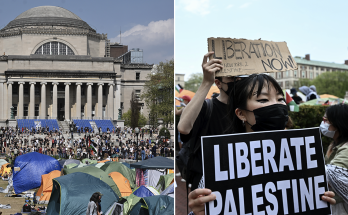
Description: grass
0,179,47,215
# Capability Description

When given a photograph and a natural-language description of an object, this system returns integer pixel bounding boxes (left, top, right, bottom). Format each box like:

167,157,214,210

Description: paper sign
14,167,20,171
201,128,331,215
207,38,298,77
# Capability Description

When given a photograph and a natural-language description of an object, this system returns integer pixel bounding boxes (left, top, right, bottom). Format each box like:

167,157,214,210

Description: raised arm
177,52,223,134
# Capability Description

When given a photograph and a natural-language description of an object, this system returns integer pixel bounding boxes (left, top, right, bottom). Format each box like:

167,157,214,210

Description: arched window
34,42,74,55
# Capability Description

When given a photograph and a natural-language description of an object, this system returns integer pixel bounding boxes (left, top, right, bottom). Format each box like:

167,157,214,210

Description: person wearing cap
290,88,303,104
86,192,103,215
177,51,244,190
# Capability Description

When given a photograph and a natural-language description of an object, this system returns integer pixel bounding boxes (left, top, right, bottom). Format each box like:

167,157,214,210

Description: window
136,72,140,80
121,102,124,109
12,104,17,117
13,85,18,95
310,72,314,79
24,84,29,95
278,82,283,87
285,70,289,78
321,68,325,71
35,104,39,116
135,90,141,99
277,72,281,79
302,71,306,78
178,77,180,81
34,42,74,55
316,72,319,77
24,104,28,116
309,66,313,70
269,73,274,78
294,70,297,77
35,85,40,95
285,81,289,88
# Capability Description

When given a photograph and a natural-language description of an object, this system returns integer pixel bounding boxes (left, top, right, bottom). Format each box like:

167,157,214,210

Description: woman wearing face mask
188,74,336,215
320,104,348,214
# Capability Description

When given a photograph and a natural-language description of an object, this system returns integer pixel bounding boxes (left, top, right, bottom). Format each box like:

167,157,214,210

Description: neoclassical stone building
0,6,152,126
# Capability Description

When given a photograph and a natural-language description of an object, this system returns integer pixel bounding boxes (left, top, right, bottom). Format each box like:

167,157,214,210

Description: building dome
1,6,94,31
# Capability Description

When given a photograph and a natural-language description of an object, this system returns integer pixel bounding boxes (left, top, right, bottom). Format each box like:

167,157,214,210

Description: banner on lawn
207,38,298,77
201,128,331,215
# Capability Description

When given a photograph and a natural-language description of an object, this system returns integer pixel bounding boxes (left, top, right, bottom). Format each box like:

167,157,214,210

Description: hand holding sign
188,189,216,215
202,52,223,85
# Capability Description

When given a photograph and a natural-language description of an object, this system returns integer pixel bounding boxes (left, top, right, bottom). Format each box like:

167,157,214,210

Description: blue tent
132,186,154,198
13,152,61,194
47,172,119,215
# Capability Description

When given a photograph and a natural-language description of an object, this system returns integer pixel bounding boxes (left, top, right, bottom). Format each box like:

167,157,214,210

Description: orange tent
97,160,109,163
320,94,339,99
36,170,61,204
206,85,220,99
0,163,9,176
175,89,195,106
108,172,132,197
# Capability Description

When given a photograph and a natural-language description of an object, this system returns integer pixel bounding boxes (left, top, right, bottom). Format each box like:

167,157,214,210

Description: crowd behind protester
0,124,174,164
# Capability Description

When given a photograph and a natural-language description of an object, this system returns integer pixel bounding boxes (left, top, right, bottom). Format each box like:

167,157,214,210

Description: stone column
40,82,47,118
52,82,59,118
115,80,121,118
76,83,82,119
7,82,13,119
108,83,114,119
18,82,25,117
29,82,35,117
64,82,71,121
98,83,104,119
87,83,93,119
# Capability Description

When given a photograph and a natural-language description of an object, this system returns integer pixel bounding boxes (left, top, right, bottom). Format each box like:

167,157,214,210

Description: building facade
0,6,152,126
270,54,348,89
175,73,185,88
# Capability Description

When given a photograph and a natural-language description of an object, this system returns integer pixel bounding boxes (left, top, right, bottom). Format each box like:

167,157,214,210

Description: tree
122,109,147,128
142,59,174,127
185,73,203,92
130,91,140,129
297,71,348,98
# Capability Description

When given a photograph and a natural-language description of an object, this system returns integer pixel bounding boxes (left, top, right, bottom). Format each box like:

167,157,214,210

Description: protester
86,192,102,215
321,104,348,214
177,52,242,189
290,88,303,104
188,74,337,215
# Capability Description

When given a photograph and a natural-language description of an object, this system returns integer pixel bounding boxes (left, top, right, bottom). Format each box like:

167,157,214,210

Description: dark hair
90,192,101,204
228,74,284,133
326,104,348,145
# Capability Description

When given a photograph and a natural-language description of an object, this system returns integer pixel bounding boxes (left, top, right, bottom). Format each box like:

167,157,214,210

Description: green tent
120,194,142,215
63,166,121,197
63,163,78,169
100,162,136,189
129,195,174,215
81,158,98,164
47,172,119,215
156,173,174,192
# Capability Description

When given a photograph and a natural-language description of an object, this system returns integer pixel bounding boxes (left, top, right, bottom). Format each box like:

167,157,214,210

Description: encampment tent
63,166,121,197
81,158,97,164
13,152,61,194
129,195,174,215
0,159,8,167
100,162,136,189
132,185,159,198
36,170,61,204
63,163,78,169
46,172,119,215
108,172,132,197
61,159,81,167
156,173,174,192
130,156,174,169
0,163,9,176
160,183,174,197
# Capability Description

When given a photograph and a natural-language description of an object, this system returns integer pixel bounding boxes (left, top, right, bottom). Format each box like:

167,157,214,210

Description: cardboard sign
201,128,331,215
14,167,20,171
207,38,298,77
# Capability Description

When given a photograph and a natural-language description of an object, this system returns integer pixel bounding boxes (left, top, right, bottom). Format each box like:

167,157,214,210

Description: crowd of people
0,125,174,165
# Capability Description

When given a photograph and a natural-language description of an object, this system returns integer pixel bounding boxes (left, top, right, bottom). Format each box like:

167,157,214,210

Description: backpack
175,99,213,181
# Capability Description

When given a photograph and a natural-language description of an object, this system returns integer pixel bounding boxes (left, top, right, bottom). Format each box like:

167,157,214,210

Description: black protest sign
201,128,331,215
207,38,298,77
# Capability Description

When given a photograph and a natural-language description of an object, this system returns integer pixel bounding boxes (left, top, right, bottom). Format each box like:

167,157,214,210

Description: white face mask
320,121,336,138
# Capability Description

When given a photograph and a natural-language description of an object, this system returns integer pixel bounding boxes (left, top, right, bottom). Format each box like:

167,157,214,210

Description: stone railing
0,55,8,61
0,27,107,39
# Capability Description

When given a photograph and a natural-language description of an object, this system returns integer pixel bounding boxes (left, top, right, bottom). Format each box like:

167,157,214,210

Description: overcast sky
0,0,174,64
175,0,348,81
